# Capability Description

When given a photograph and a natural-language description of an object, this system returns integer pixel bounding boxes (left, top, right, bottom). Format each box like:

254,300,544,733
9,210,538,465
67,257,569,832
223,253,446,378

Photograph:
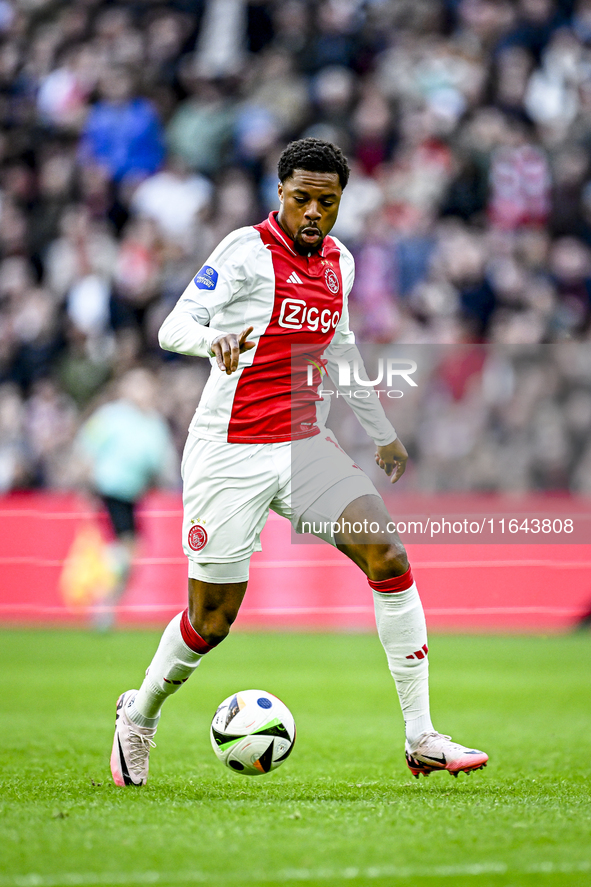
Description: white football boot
405,731,488,778
110,690,157,786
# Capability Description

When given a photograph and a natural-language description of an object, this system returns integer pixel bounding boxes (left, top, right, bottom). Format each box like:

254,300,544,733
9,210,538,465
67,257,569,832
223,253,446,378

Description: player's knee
366,541,409,582
194,615,231,647
188,606,235,648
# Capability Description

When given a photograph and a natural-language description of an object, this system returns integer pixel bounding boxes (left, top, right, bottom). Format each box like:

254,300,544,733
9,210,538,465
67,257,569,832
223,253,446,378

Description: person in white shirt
110,138,488,786
130,156,212,247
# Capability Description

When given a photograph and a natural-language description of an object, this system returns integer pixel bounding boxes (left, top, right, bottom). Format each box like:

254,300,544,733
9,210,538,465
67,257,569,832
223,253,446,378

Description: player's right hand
211,326,256,374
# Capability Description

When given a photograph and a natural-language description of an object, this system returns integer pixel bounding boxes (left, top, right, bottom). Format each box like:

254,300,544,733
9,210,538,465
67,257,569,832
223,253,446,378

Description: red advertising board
0,491,589,631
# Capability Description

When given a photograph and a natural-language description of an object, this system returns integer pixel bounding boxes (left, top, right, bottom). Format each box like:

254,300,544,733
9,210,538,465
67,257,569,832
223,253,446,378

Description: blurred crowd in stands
333,343,591,493
1,0,591,495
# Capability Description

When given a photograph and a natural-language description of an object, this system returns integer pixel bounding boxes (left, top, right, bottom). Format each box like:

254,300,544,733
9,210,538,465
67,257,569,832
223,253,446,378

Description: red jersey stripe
226,213,345,443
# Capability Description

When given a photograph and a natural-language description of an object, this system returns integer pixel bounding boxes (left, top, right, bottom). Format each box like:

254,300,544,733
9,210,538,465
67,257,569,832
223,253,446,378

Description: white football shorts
181,427,380,581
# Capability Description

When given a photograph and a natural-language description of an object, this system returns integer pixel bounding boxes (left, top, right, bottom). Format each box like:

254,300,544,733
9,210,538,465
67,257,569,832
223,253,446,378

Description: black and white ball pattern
210,689,296,776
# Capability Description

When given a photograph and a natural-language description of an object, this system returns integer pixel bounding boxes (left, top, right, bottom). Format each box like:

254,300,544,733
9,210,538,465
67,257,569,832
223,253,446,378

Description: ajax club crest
324,267,339,294
188,524,208,551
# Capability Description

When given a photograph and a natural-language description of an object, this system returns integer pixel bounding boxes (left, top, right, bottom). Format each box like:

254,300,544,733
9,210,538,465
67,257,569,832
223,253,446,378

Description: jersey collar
267,211,326,258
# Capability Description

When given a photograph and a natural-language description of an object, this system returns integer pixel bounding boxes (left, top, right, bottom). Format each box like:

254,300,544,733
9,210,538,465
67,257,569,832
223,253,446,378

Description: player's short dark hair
278,138,350,190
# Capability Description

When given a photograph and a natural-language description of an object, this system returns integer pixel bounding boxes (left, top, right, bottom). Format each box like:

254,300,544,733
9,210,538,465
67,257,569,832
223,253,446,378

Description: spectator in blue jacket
79,66,164,184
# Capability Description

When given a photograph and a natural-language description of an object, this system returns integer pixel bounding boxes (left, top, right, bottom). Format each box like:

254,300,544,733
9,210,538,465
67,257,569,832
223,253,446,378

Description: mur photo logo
305,354,419,399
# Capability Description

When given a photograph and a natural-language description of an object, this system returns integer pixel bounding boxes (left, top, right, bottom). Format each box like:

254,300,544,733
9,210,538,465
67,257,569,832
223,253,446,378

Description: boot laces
410,732,454,753
127,728,156,770
422,732,452,742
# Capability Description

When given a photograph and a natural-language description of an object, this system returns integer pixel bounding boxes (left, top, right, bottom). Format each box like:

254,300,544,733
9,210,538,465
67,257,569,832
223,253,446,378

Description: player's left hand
375,438,408,484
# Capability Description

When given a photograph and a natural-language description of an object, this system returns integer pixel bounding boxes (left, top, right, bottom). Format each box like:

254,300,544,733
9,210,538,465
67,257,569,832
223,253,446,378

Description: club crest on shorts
188,524,208,551
324,267,339,294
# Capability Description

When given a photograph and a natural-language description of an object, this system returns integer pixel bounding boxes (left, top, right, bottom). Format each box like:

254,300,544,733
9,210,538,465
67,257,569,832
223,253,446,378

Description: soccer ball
210,689,296,776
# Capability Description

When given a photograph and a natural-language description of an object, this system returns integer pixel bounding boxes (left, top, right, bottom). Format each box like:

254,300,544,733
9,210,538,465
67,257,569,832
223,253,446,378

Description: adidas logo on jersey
287,272,303,284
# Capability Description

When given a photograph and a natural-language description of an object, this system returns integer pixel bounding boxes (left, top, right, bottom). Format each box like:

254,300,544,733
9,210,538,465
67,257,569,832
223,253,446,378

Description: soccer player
110,138,488,785
76,368,177,631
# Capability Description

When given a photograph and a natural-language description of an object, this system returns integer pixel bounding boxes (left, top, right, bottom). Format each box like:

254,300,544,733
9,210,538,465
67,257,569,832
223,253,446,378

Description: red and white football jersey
159,212,395,445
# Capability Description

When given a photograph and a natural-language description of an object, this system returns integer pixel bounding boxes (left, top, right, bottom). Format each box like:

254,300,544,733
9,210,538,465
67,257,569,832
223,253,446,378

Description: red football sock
367,566,414,593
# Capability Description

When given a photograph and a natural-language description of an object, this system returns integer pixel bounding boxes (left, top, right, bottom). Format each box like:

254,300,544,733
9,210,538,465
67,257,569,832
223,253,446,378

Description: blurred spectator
55,324,112,409
74,367,177,629
0,383,31,492
499,0,566,61
26,377,78,487
166,76,236,176
549,145,589,236
112,216,163,327
78,66,164,184
549,235,591,332
193,0,248,79
488,123,551,230
44,204,117,301
130,155,212,248
36,44,93,131
245,49,309,136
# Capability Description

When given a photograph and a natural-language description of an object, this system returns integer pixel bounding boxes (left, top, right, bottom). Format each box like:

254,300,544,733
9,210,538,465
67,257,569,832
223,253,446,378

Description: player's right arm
209,325,256,375
158,228,257,366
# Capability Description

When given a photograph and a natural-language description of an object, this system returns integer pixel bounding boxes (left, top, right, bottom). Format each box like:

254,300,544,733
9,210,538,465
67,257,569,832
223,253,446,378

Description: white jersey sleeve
331,239,356,347
319,238,397,447
158,227,260,358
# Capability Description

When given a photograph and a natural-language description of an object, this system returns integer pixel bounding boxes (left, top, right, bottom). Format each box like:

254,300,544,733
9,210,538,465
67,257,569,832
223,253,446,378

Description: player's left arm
323,244,407,483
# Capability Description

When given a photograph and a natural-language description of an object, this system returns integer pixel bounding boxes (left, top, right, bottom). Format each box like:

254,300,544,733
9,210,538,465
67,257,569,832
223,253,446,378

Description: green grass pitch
1,629,590,887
